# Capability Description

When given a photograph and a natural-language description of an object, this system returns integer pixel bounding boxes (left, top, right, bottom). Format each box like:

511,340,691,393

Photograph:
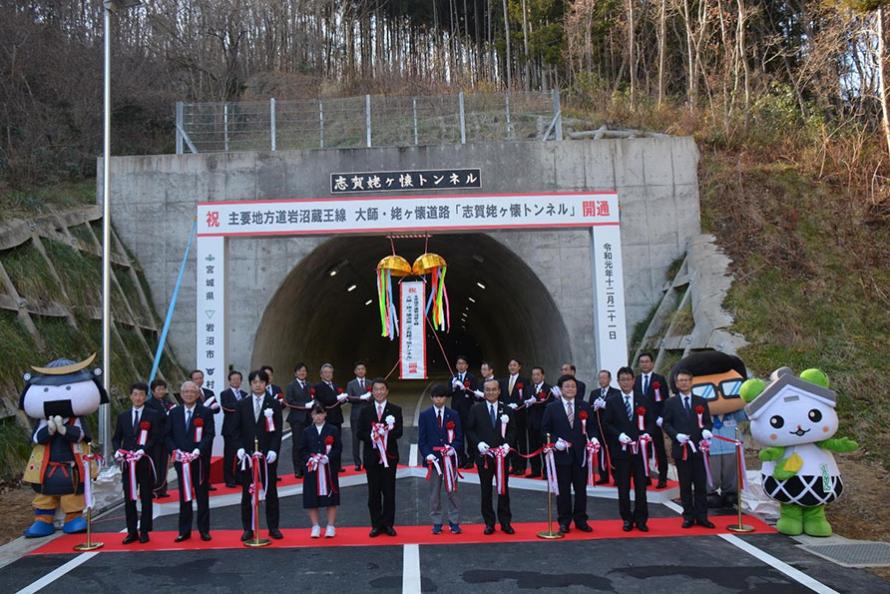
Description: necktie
359,378,364,389
489,404,497,428
460,373,464,382
684,396,691,413
377,404,383,421
643,375,650,394
185,408,192,430
602,388,607,398
567,401,574,428
133,409,139,430
437,409,442,429
254,397,262,421
624,395,632,421
299,380,304,390
509,375,516,394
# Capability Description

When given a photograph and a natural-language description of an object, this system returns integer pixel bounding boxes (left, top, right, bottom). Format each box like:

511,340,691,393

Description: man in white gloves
662,367,715,529
164,380,215,542
232,369,284,541
465,379,516,535
590,369,620,485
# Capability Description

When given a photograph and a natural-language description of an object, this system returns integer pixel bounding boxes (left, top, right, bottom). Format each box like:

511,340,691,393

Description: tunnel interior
252,234,573,383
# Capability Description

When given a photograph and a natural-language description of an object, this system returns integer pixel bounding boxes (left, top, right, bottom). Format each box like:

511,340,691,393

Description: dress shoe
432,524,442,534
697,519,716,529
635,522,649,532
656,480,668,489
449,523,462,534
269,529,284,539
225,483,237,488
354,464,362,472
369,527,381,538
208,485,218,491
682,519,695,529
385,526,397,537
501,524,515,535
276,476,282,482
509,469,524,476
294,472,303,479
622,521,633,532
139,533,150,543
175,533,190,542
200,532,212,541
122,534,138,545
338,467,346,473
558,524,571,534
461,461,474,470
526,471,542,478
575,523,593,533
595,477,610,485
483,525,495,535
241,530,254,542
157,491,170,498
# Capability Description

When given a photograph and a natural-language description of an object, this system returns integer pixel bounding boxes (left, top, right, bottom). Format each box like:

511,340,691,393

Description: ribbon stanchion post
537,433,563,540
73,441,103,552
245,438,271,548
725,426,754,533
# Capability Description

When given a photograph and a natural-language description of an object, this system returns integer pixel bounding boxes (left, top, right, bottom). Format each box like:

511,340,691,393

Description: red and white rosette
371,422,391,467
516,382,524,400
578,409,589,435
542,441,559,496
500,414,509,439
652,380,663,402
445,419,456,444
694,405,705,429
193,417,204,442
636,406,647,432
137,420,150,446
175,449,201,502
264,408,275,432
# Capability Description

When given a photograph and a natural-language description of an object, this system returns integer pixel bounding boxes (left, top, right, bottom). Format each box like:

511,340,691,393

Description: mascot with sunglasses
669,351,748,508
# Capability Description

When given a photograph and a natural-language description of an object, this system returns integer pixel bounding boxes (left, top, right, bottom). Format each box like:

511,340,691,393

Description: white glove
589,436,600,447
192,448,200,457
550,386,562,398
451,378,463,389
507,403,518,410
236,448,246,461
360,393,372,401
619,433,632,445
426,453,437,462
266,451,278,464
500,443,511,454
114,450,124,461
133,449,145,459
305,400,316,409
701,429,713,440
524,398,537,407
593,397,606,411
656,416,664,428
336,393,348,402
640,432,650,440
54,416,66,435
46,418,57,435
677,433,690,444
473,390,484,399
205,397,220,411
477,441,490,453
555,438,568,451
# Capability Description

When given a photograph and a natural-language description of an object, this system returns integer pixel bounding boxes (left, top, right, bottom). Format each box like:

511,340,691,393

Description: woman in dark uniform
300,403,342,538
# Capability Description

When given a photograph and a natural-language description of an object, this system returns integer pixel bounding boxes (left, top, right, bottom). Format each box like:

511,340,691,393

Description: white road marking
15,552,99,594
719,534,839,594
402,543,421,594
409,444,419,468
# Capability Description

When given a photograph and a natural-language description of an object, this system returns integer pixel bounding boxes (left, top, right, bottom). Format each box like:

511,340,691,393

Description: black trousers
174,459,210,535
651,425,668,483
289,418,307,475
527,423,544,474
477,457,511,527
122,458,153,535
510,413,528,472
555,462,588,527
614,453,648,523
240,460,279,531
331,422,344,470
676,454,708,521
365,462,397,529
350,414,363,468
593,411,610,482
151,442,169,495
223,435,239,485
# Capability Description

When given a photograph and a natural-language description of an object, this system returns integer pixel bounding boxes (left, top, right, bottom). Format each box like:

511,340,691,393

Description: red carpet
30,515,773,555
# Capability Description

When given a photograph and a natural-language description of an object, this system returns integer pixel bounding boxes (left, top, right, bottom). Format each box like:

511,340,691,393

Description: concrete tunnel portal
251,233,573,384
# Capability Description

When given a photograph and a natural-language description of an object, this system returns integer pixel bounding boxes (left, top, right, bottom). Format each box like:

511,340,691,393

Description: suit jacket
299,423,343,468
465,400,516,459
165,403,215,457
346,377,372,420
575,380,587,400
526,381,553,430
635,372,669,416
449,371,477,416
418,406,462,460
144,397,170,433
662,393,713,460
220,387,247,437
313,381,344,425
589,386,621,406
541,398,600,466
284,378,312,425
112,407,160,452
603,390,655,460
232,393,283,455
357,400,403,466
200,387,215,401
498,375,531,406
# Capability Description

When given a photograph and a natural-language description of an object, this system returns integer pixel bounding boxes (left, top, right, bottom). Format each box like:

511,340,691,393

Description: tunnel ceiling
252,234,572,383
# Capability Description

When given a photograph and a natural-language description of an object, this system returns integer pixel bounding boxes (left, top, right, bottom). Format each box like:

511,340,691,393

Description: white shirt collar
315,424,324,434
376,400,387,409
434,405,445,414
622,391,633,398
184,403,196,412
132,406,144,413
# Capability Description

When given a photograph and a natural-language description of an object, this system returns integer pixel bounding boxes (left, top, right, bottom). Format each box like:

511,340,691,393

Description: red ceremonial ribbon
584,439,601,486
637,434,653,477
248,451,268,534
700,438,714,488
542,441,560,495
307,441,335,498
81,453,104,510
681,439,698,461
116,449,157,501
483,446,510,495
175,450,201,502
371,422,392,467
432,445,461,492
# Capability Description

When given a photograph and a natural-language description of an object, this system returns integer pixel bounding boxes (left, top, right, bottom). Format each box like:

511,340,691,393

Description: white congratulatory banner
400,281,427,380
195,235,226,455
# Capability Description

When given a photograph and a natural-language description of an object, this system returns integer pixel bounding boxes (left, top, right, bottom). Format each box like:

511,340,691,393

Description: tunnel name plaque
331,168,482,194
195,191,628,429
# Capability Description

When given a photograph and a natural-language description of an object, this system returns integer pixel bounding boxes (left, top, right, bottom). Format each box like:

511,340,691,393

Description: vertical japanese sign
196,236,225,455
591,225,628,384
399,281,427,380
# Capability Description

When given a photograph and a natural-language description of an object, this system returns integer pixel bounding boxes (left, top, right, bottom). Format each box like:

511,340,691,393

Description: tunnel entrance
251,234,573,381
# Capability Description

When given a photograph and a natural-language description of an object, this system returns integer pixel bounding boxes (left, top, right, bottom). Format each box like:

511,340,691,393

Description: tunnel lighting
347,284,357,292
329,269,338,277
468,297,476,303
365,299,373,306
476,281,486,290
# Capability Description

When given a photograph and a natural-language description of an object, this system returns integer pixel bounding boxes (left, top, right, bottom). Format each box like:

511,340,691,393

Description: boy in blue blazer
418,384,463,534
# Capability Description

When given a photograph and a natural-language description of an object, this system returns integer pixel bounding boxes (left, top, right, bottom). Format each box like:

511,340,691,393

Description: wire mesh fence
175,91,561,154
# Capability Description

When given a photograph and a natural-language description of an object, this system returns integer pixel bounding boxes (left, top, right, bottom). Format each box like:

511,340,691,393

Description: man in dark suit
590,369,621,484
146,378,173,498
112,382,160,543
165,380,215,542
346,361,372,472
233,369,284,541
418,383,463,534
604,367,654,532
284,362,312,478
357,378,403,537
314,363,348,472
525,366,553,478
499,358,531,476
560,363,586,401
466,378,516,535
542,375,601,534
635,352,670,488
220,370,246,488
663,367,715,529
261,365,284,403
190,368,219,491
449,355,476,469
